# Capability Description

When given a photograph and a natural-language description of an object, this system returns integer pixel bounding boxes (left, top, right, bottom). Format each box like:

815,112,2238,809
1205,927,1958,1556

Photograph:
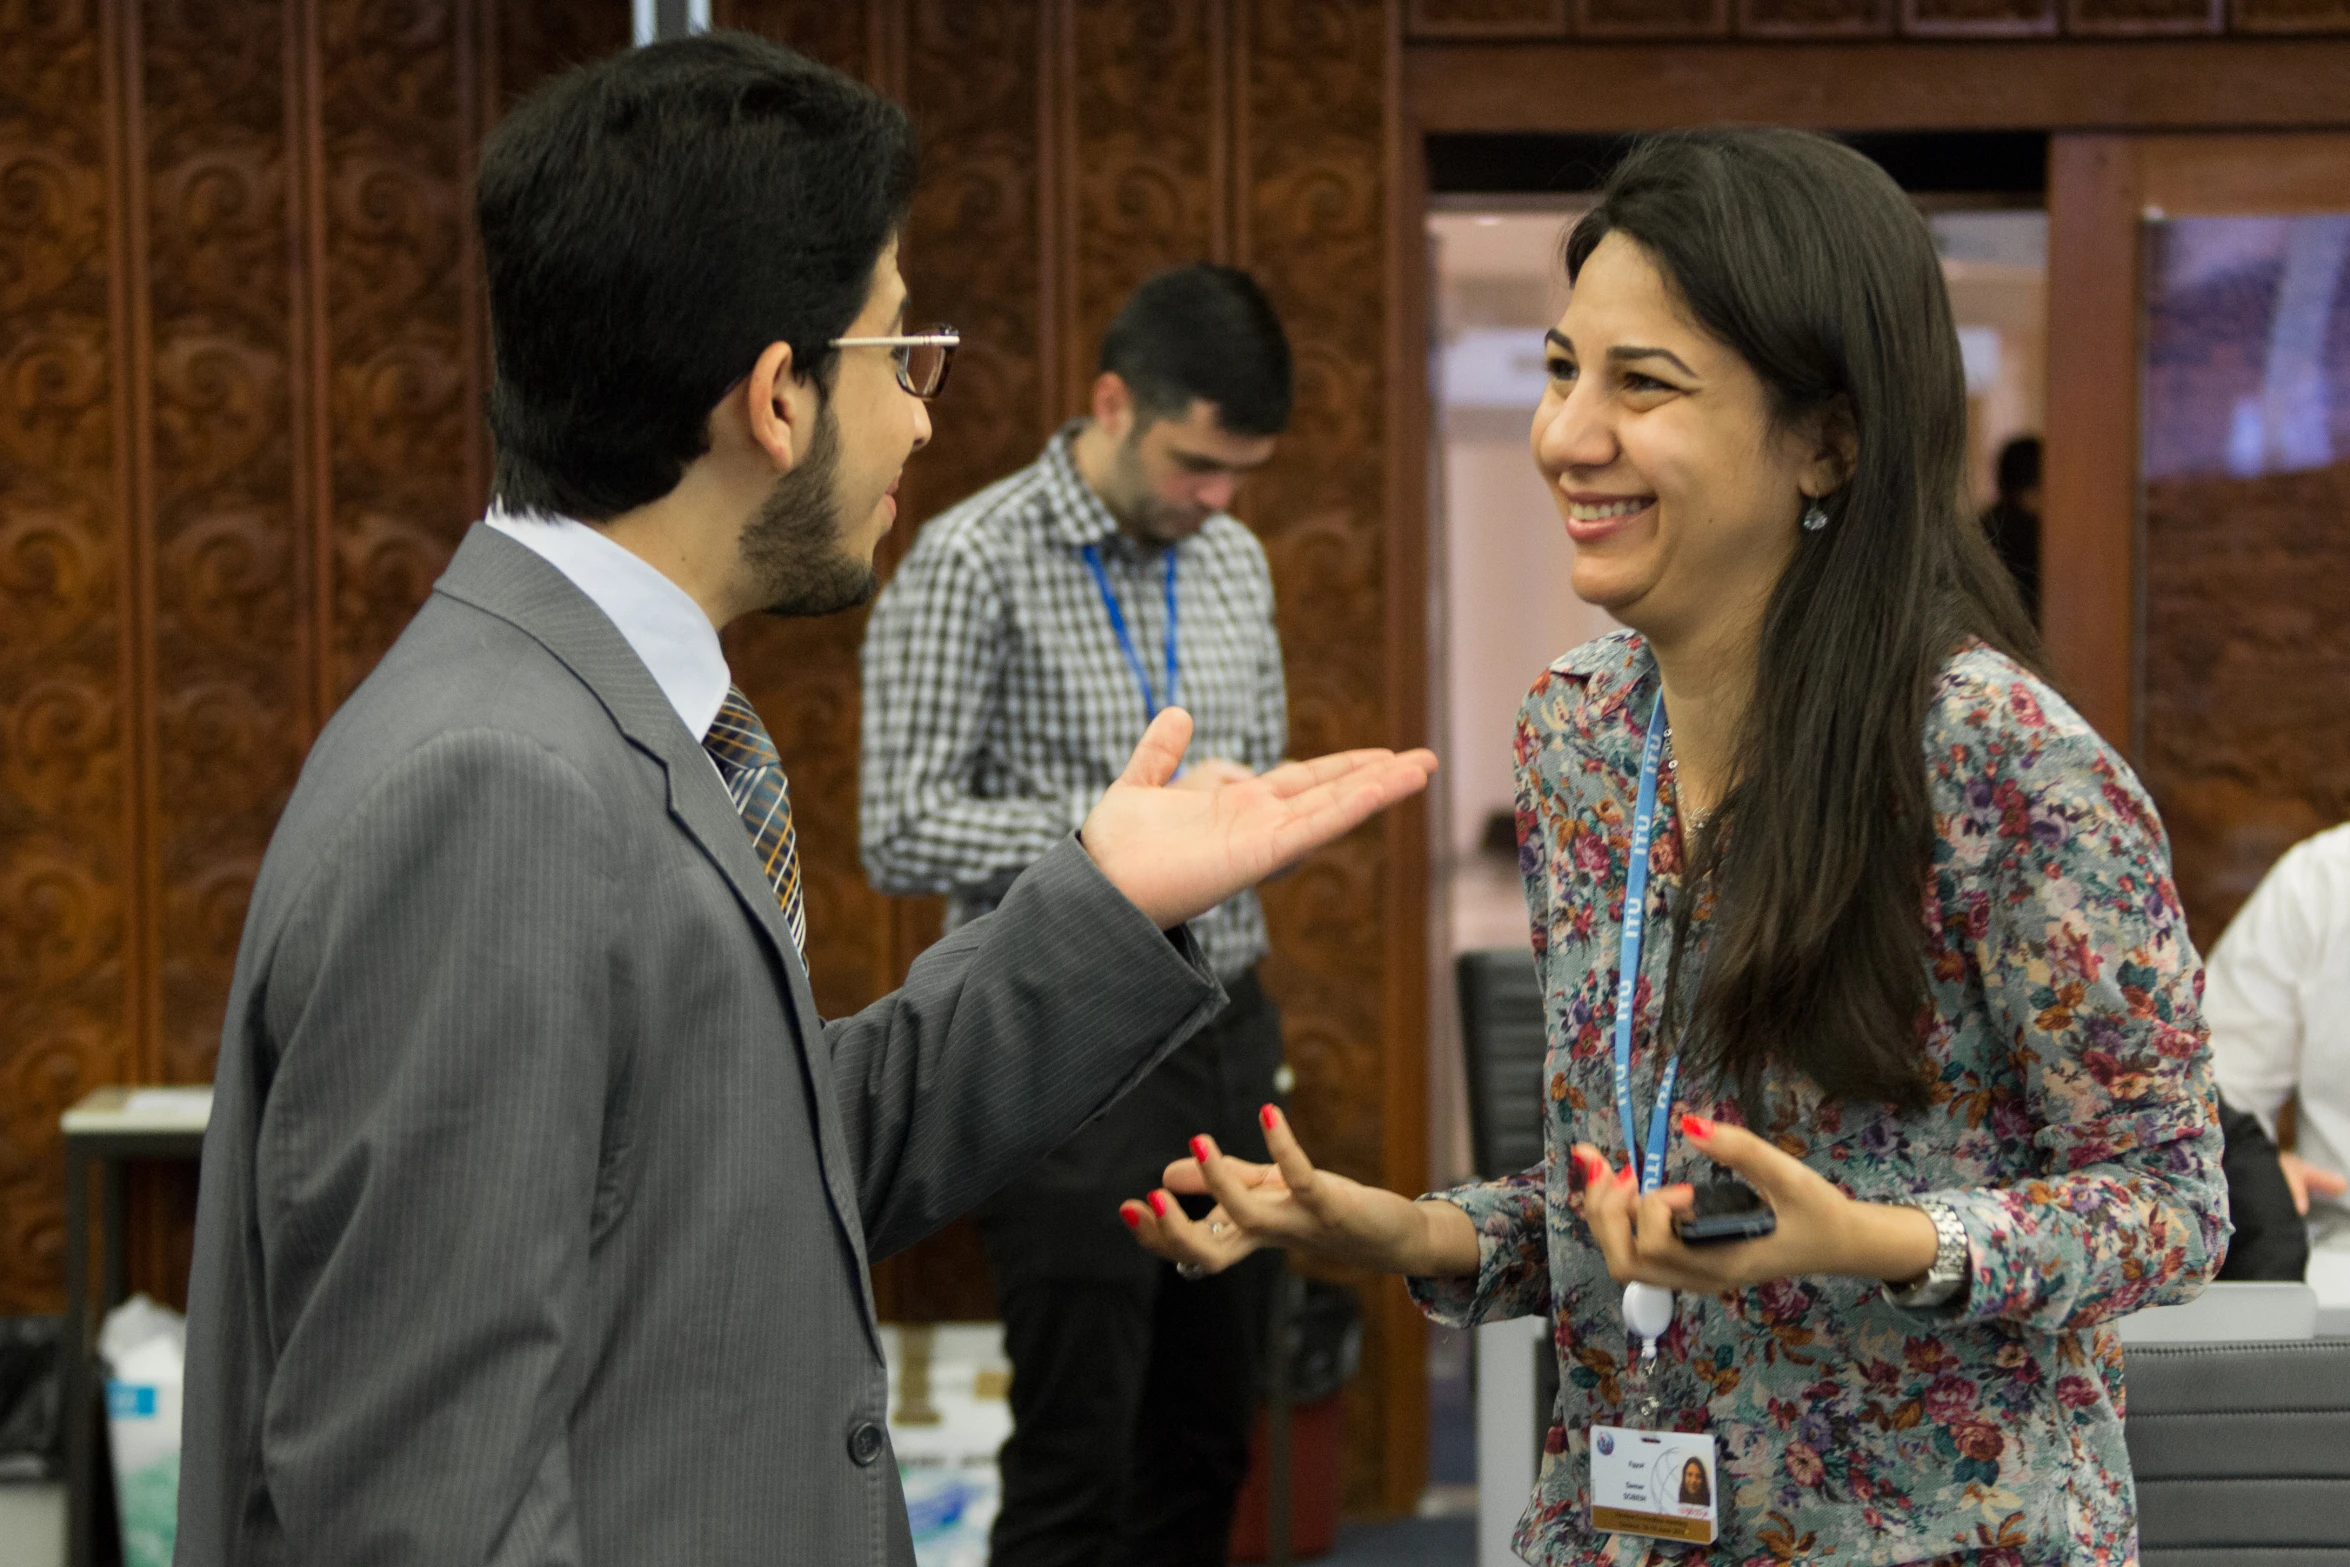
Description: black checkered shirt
859,424,1286,981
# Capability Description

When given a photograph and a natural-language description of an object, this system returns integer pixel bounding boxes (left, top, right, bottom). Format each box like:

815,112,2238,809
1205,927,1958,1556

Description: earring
1800,499,1829,533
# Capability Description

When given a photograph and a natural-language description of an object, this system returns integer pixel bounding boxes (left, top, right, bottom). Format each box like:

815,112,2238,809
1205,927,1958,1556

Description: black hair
1098,264,1294,437
1997,434,2042,499
1564,129,2044,1115
478,30,918,520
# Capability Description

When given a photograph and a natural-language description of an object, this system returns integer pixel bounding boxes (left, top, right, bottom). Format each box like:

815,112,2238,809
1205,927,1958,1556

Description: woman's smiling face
1531,231,1838,647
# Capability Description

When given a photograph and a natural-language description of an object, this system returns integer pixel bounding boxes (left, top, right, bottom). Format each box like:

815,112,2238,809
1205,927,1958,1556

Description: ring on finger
1208,1220,1227,1237
1176,1261,1205,1282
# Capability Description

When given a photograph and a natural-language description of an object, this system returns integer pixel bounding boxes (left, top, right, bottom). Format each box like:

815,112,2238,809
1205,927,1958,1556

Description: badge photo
1588,1425,1719,1545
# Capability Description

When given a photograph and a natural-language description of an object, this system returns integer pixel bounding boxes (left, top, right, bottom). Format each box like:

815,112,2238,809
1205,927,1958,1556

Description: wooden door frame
1383,43,2350,1508
1395,37,2350,759
2048,132,2350,755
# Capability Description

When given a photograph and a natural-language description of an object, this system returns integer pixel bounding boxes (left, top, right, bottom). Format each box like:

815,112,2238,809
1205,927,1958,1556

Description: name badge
1588,1424,1718,1545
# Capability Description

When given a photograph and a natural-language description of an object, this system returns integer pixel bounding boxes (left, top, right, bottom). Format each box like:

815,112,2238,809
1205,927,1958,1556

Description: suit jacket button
848,1420,886,1466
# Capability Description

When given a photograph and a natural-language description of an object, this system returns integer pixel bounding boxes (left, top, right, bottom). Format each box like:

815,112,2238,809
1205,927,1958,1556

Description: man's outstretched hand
1081,708,1437,930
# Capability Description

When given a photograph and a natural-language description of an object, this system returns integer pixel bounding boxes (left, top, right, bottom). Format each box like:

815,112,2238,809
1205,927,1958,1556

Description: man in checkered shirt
860,264,1293,1567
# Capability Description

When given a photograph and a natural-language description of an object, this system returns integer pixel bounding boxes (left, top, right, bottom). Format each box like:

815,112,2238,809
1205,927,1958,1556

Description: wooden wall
1403,0,2350,37
711,0,1428,1514
1,0,1434,1515
0,0,631,1319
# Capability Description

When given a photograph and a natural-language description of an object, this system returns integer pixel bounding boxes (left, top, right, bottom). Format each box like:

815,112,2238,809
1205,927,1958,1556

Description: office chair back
1456,948,1548,1181
2123,1337,2350,1562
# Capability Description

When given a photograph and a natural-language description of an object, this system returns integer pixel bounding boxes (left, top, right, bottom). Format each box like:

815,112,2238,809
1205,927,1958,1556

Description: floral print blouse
1410,633,2227,1567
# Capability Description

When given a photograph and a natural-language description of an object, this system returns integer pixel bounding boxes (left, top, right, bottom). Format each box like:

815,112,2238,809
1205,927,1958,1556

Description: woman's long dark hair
1563,130,2045,1114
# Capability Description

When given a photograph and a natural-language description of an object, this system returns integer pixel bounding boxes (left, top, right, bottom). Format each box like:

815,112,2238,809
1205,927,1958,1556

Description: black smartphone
1671,1178,1777,1246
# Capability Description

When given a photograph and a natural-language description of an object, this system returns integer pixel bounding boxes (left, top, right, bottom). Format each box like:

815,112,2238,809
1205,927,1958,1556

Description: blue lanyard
1080,543,1178,720
1611,693,1681,1194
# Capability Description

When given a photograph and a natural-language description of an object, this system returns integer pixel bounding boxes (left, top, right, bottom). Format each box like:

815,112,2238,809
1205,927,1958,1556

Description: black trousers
980,970,1284,1567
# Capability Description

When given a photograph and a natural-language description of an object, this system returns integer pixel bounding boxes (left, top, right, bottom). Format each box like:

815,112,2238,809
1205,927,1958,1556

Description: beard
1109,429,1206,544
742,400,878,618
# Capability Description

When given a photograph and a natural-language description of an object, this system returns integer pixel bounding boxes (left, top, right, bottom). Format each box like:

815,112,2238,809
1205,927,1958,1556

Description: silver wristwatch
1882,1199,1970,1310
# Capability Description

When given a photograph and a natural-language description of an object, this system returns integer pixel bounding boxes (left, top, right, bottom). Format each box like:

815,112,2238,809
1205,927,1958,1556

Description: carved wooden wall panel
2233,0,2350,27
317,0,483,710
1239,0,1402,1511
1063,0,1226,408
713,0,1425,1500
1407,0,1570,36
1902,0,2060,30
1740,0,1896,31
495,0,632,106
0,0,135,1316
0,0,605,1317
863,0,1048,1322
1577,0,1731,33
139,0,304,1089
715,0,873,85
899,0,1050,521
1404,0,2336,28
2068,0,2223,30
125,0,307,1301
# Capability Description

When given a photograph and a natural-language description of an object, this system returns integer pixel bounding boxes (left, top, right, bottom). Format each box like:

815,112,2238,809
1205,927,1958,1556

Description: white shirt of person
486,508,730,758
2205,820,2350,1248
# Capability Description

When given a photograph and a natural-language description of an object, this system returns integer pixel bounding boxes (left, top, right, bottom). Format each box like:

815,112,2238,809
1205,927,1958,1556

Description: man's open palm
1081,709,1437,929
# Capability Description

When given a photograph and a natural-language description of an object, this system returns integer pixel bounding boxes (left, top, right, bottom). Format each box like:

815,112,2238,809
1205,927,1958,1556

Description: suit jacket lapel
430,526,882,1331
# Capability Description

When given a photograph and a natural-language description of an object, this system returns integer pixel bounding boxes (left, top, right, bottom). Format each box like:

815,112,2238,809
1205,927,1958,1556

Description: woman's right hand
1118,1104,1481,1278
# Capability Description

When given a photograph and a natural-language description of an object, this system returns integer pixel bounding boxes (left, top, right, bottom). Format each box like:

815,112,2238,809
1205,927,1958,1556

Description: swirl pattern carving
1406,0,1570,36
0,0,131,1315
319,0,479,704
1067,0,1222,402
2233,0,2350,29
1577,0,1730,32
1,0,603,1315
2065,0,2221,32
1739,0,1895,32
497,0,632,108
1239,0,1400,1507
142,0,302,1104
902,0,1048,512
1900,0,2058,31
868,0,1051,1324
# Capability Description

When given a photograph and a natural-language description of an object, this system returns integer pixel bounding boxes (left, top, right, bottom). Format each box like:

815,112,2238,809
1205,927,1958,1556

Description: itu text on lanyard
1587,689,1719,1550
1081,543,1179,721
1615,692,1680,1367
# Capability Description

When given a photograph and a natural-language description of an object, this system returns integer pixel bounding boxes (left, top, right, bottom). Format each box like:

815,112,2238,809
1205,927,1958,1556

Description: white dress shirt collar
485,509,731,743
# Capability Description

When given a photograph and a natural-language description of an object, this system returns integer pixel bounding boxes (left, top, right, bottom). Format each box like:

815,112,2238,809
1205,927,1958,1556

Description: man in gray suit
175,33,1432,1567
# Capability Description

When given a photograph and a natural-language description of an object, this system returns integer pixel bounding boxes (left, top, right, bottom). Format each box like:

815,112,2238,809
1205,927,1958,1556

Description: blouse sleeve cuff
1404,1182,1549,1330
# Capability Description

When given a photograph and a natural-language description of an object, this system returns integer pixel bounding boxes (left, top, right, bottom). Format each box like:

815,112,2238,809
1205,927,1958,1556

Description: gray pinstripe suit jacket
176,525,1225,1566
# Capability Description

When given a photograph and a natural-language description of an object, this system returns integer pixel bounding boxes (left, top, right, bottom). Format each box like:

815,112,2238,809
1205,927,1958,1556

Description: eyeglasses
829,325,960,399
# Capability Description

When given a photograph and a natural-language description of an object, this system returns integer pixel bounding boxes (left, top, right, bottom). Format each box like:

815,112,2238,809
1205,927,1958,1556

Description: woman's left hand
1572,1115,1939,1293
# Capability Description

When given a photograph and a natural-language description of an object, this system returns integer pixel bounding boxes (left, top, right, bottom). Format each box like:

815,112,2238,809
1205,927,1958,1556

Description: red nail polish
1617,1164,1635,1188
1120,1205,1142,1229
1681,1113,1715,1139
1148,1191,1170,1218
1260,1104,1278,1131
1191,1135,1213,1164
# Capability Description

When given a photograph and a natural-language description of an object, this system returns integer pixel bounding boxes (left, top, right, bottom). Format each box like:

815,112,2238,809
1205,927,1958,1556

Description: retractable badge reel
1587,697,1719,1548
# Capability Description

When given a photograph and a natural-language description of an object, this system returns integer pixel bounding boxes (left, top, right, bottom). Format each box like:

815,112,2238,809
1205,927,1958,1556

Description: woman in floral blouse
1122,128,2227,1565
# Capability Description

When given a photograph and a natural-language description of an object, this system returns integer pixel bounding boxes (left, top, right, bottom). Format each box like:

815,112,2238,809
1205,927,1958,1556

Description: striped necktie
701,684,807,959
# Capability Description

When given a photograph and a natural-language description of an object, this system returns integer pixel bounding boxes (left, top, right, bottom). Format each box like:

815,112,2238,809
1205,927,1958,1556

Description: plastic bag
99,1294,184,1567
